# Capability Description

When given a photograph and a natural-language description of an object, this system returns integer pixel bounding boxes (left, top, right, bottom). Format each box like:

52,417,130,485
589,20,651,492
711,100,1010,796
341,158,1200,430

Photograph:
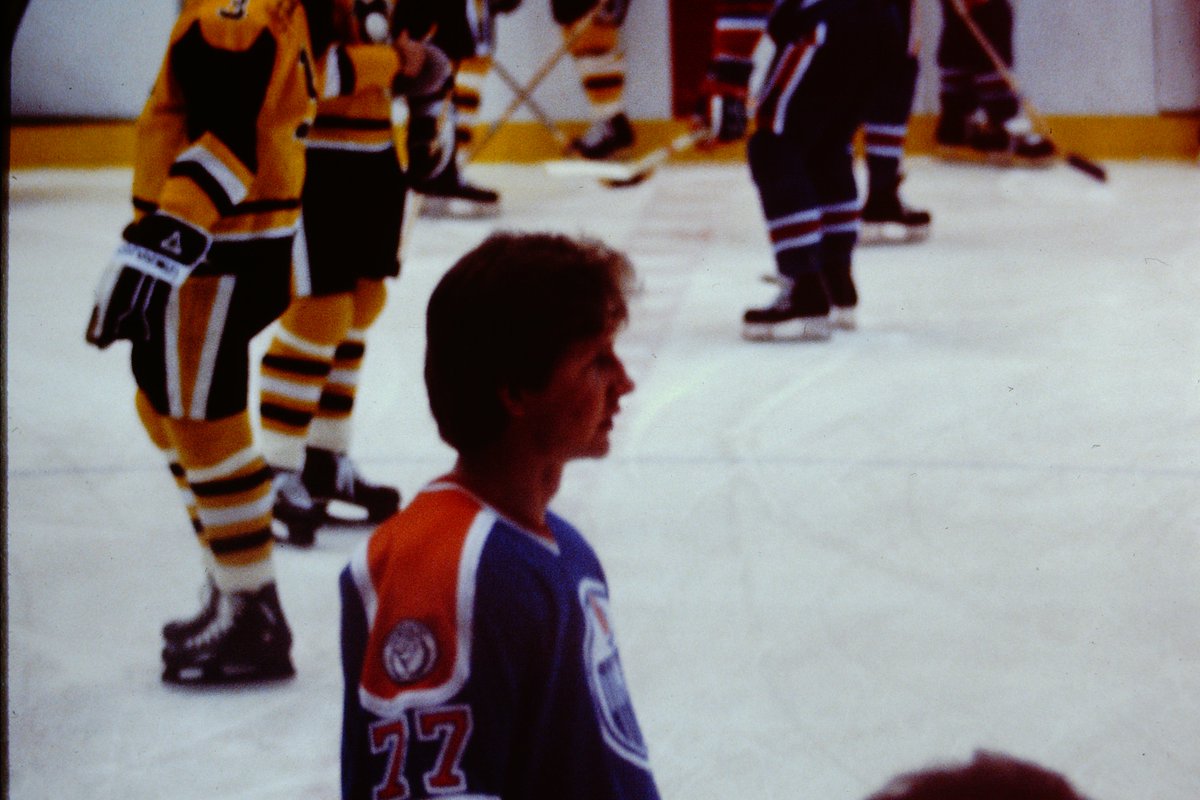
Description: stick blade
543,158,638,182
1065,153,1108,183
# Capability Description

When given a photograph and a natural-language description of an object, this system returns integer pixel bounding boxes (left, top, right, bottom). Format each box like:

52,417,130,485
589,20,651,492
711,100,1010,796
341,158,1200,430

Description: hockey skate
162,576,220,644
161,583,295,686
860,176,931,245
935,112,1056,168
742,272,832,342
271,469,323,547
822,262,858,331
570,113,635,160
301,446,401,526
415,160,501,219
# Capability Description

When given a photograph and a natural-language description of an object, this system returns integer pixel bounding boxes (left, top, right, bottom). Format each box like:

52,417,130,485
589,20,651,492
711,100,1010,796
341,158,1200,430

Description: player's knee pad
352,279,388,330
167,411,256,473
280,293,355,347
135,388,172,449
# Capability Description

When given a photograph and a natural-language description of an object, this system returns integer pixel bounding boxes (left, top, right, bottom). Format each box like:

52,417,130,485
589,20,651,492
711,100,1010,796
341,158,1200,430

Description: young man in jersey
260,0,456,547
85,0,448,685
339,232,661,800
702,0,907,340
934,0,1054,163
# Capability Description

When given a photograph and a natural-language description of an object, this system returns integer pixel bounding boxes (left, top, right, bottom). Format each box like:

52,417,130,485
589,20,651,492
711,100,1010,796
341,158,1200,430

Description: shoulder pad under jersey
183,0,309,53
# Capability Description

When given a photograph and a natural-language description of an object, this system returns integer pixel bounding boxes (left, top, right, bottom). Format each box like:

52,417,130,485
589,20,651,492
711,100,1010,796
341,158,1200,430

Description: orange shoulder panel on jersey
132,0,316,238
358,485,489,703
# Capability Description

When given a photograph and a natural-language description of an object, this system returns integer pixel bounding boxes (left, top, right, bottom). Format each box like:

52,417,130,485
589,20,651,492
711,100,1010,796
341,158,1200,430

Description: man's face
523,326,635,462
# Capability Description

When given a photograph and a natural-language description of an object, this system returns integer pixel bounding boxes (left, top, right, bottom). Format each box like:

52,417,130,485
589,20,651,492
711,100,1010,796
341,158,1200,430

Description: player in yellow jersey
259,0,455,547
395,0,635,217
85,0,451,685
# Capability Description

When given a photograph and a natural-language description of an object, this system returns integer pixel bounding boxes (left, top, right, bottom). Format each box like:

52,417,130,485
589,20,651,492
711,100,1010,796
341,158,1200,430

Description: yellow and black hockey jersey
307,0,405,153
132,0,407,241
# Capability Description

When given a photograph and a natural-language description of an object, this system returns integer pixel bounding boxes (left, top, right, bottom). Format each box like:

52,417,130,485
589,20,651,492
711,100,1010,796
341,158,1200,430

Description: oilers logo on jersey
579,578,650,770
382,619,439,684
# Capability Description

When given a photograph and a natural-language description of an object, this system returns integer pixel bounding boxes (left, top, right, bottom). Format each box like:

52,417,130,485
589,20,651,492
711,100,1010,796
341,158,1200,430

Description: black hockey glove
767,0,823,44
392,40,452,99
701,93,749,142
398,42,456,185
85,213,210,349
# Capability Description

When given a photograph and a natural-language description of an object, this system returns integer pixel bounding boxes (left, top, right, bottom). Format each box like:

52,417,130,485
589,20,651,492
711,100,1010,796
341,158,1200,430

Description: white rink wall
11,0,1200,121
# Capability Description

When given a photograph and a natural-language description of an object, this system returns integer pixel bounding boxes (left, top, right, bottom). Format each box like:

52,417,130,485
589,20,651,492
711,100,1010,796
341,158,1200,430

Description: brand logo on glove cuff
382,620,438,685
161,231,185,256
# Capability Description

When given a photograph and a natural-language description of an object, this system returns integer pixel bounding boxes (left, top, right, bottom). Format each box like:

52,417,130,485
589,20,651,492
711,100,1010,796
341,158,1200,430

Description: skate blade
860,221,930,246
320,499,391,527
418,196,501,220
829,306,857,331
742,316,832,342
162,657,295,687
270,517,317,548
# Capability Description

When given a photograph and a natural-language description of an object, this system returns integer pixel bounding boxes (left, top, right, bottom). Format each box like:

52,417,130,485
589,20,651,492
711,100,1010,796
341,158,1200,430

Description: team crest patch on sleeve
578,578,651,769
382,620,438,684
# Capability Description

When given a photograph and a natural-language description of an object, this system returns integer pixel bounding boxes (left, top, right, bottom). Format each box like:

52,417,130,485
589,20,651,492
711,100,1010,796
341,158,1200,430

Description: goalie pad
85,214,211,349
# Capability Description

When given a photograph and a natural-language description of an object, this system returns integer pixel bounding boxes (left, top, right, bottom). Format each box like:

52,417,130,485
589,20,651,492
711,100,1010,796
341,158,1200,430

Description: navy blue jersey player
701,0,907,340
339,232,659,800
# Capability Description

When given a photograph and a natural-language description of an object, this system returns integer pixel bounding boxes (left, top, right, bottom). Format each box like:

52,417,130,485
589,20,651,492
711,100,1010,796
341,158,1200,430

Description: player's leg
743,131,832,342
164,412,291,685
132,253,295,685
967,0,1053,159
302,277,401,523
298,146,407,524
742,20,855,341
259,150,354,546
136,389,220,643
554,0,635,159
935,0,984,147
259,291,353,544
414,0,502,216
937,0,1050,160
861,1,930,242
818,0,907,324
261,147,404,542
813,143,860,329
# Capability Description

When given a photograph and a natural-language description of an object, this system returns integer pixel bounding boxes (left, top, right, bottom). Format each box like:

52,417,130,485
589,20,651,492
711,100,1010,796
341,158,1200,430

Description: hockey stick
490,58,572,148
946,0,1107,182
467,4,604,160
543,127,711,187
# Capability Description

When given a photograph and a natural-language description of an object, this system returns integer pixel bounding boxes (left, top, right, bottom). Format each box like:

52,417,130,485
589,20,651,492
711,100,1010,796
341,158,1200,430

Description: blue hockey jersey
340,479,662,800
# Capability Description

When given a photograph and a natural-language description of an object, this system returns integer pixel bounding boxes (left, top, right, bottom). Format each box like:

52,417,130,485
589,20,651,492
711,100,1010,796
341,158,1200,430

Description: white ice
6,157,1200,799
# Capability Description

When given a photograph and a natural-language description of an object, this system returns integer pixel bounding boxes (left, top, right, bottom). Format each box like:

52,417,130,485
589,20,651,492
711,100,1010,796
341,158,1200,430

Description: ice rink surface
7,157,1199,799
